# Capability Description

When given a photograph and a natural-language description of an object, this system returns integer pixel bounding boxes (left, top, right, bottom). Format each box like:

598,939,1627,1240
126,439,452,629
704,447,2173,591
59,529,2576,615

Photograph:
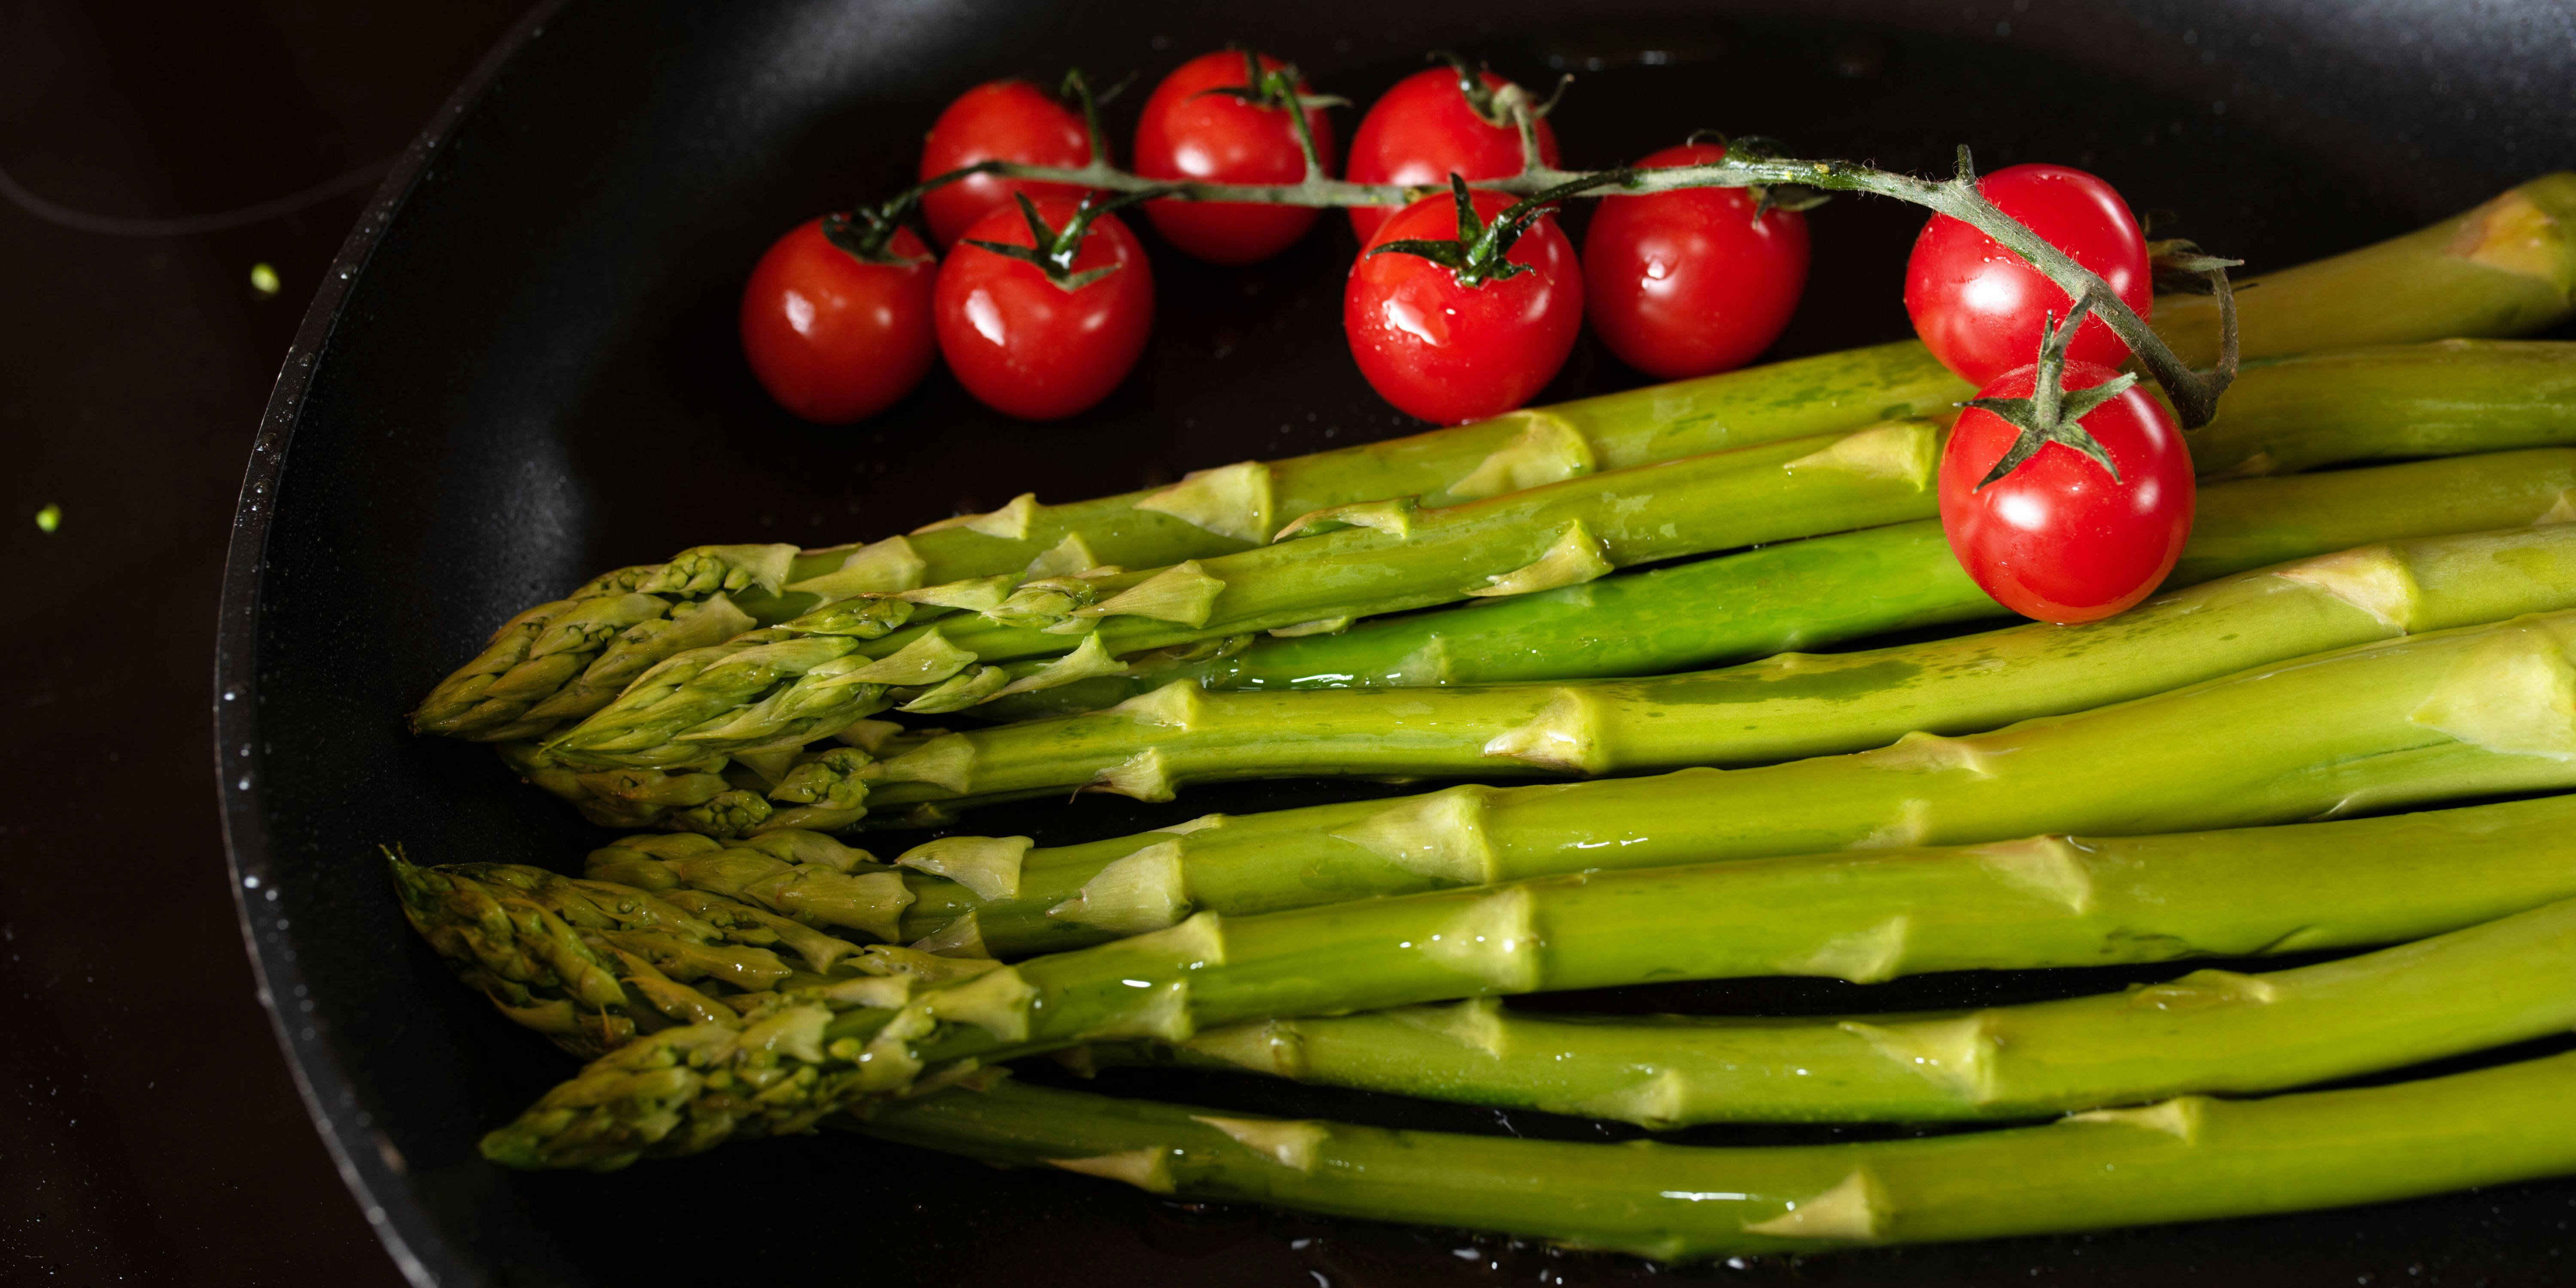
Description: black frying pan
218,2,2576,1282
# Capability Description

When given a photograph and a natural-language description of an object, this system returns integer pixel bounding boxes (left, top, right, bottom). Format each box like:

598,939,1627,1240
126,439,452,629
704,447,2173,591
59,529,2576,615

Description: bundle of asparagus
431,793,2576,1166
498,362,2576,833
410,793,2576,1249
519,342,2576,782
389,173,2576,1261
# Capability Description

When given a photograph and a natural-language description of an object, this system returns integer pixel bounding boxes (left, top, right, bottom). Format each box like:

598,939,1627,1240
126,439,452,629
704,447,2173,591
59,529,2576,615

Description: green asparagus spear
848,1048,2576,1261
2152,173,2576,368
414,175,2576,743
2185,339,2576,477
866,522,2576,808
476,793,2576,1169
886,609,2576,954
1116,889,2576,1125
978,441,2576,720
537,419,1956,770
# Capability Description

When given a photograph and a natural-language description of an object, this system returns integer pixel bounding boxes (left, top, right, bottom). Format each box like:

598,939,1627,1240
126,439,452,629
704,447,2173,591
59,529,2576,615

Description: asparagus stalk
977,441,2576,720
848,1049,2576,1261
1117,889,2576,1125
537,419,1957,770
477,793,2576,1169
2186,339,2576,478
866,522,2576,808
2152,172,2576,369
884,608,2576,955
414,175,2576,743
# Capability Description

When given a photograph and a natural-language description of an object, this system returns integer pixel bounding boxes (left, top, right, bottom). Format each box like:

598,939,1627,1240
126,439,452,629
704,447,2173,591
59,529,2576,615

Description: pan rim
213,3,570,1284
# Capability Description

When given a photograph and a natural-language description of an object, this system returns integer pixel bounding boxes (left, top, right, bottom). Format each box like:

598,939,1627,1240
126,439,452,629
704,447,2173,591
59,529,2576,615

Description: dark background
3,3,523,1282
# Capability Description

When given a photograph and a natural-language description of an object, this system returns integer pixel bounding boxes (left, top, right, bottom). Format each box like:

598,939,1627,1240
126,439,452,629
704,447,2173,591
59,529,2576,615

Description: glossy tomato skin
1344,67,1559,244
1939,361,2194,624
739,219,938,424
933,199,1154,421
1583,142,1810,380
1134,51,1339,265
1905,164,2151,385
919,80,1094,247
1344,188,1582,425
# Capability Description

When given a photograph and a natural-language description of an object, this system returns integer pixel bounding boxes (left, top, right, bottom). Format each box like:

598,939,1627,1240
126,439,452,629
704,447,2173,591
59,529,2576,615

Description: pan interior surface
220,1,2576,1283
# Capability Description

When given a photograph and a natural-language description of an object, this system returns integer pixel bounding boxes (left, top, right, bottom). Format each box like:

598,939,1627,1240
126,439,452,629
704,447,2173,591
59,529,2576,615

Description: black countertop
2,3,525,1281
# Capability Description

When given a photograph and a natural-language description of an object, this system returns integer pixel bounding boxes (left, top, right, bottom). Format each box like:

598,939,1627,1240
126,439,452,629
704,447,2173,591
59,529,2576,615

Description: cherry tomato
739,218,938,424
1938,361,2194,624
1344,66,1560,244
1344,188,1582,425
933,198,1154,421
1133,51,1340,265
1583,142,1810,380
918,80,1094,247
1905,163,2151,385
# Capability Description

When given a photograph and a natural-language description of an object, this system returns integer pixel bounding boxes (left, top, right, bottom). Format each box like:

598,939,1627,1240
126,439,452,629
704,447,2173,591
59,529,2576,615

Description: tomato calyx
1193,49,1350,116
1369,172,1619,288
962,188,1168,291
1187,50,1346,184
1958,295,2139,489
1426,50,1567,132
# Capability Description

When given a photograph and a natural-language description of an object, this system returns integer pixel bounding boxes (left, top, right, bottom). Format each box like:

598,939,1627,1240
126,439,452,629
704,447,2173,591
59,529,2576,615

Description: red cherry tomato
1938,361,2194,624
1905,163,2151,385
1133,51,1340,265
1343,188,1582,425
1344,66,1560,244
933,198,1154,421
738,218,938,424
1583,142,1810,380
919,80,1094,247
